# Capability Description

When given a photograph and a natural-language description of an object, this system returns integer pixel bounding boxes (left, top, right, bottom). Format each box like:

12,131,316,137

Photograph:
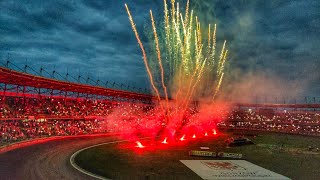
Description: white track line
70,137,151,180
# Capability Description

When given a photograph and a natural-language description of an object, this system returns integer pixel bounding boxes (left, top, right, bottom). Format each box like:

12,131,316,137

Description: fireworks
125,0,228,106
124,4,162,106
124,0,229,146
213,129,217,135
180,134,186,141
161,137,168,144
135,141,145,148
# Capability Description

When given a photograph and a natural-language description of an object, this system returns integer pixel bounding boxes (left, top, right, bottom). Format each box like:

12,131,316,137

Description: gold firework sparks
150,10,170,111
125,4,163,108
125,0,229,110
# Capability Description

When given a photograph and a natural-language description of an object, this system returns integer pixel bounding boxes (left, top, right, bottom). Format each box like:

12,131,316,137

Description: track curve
0,135,119,180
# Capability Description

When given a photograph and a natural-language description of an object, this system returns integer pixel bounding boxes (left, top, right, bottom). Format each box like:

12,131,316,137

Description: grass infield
75,132,320,179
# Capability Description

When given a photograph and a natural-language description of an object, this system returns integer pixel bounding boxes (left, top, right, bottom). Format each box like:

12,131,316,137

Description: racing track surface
0,135,119,180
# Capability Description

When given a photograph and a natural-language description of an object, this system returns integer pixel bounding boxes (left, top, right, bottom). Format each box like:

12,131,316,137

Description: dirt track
0,135,117,180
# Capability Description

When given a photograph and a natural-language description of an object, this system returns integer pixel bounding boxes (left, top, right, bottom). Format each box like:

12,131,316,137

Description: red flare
135,141,145,148
161,137,168,144
180,135,186,141
192,134,196,138
213,129,217,135
205,132,208,136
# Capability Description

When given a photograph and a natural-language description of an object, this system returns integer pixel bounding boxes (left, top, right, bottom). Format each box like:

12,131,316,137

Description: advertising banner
217,152,243,159
180,160,290,180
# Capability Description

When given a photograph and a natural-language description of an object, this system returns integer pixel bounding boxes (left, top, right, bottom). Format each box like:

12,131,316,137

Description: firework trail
125,4,164,111
150,10,170,112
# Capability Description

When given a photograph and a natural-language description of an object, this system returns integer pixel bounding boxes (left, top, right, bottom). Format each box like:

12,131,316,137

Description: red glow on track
135,141,145,148
161,137,168,144
192,134,196,138
180,135,186,141
213,129,217,135
205,132,208,136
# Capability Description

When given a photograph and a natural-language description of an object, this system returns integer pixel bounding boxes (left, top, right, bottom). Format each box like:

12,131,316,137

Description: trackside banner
189,150,216,157
218,152,243,159
189,151,243,159
180,160,290,180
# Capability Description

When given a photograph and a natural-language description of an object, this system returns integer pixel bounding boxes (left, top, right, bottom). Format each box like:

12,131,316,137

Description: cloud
0,0,153,88
0,0,319,97
190,0,319,96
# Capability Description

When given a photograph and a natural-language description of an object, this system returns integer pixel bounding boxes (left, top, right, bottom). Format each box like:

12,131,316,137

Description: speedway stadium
1,0,320,179
0,63,320,179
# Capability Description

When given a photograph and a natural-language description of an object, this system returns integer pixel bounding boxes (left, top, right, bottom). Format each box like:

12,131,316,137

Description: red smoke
100,101,229,150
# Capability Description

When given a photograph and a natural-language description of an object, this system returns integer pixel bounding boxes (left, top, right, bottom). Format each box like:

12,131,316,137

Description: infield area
74,132,320,179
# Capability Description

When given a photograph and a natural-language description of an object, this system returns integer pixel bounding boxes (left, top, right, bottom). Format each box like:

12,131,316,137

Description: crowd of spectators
0,96,115,118
0,96,153,145
219,109,320,136
1,95,320,146
0,119,106,145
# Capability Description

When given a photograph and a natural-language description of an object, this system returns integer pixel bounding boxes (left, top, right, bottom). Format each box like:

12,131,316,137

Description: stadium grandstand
0,62,320,145
1,62,320,147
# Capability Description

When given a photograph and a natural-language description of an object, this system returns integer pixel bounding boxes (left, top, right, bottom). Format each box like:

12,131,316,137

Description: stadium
1,0,320,180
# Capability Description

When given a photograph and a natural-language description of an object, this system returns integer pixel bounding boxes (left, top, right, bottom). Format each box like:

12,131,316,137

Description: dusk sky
0,0,319,99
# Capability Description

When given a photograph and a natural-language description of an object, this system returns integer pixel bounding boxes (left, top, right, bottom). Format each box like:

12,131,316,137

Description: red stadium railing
0,67,154,101
1,66,320,108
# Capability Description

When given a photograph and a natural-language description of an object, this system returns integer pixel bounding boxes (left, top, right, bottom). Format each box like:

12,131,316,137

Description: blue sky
0,0,319,98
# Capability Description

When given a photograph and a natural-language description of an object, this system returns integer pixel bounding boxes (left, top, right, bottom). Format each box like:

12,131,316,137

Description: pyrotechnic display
122,0,229,143
125,0,228,104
